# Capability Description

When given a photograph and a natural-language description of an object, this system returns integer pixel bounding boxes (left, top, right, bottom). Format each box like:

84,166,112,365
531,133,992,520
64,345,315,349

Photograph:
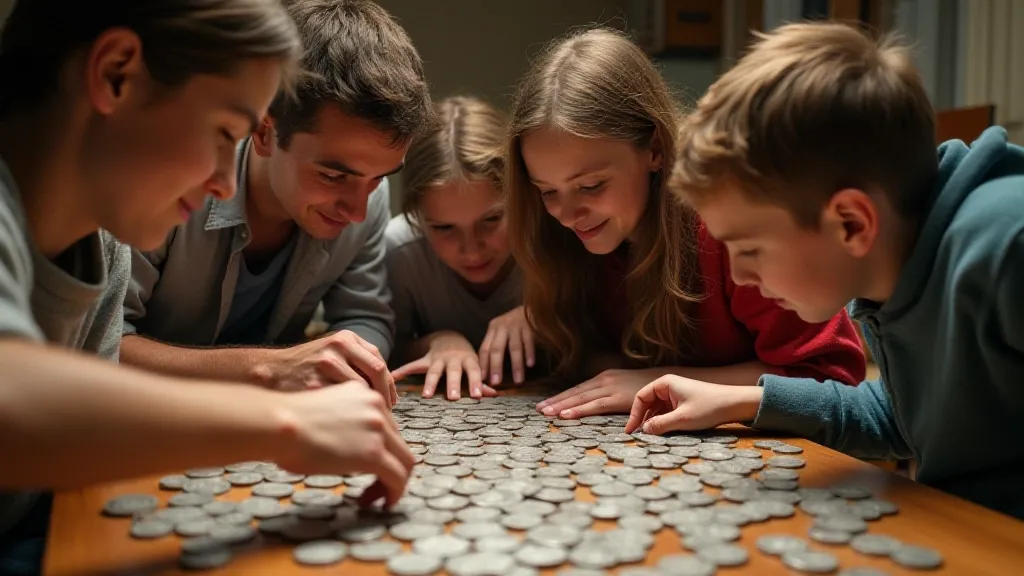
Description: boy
120,0,434,405
629,21,1024,520
0,2,414,573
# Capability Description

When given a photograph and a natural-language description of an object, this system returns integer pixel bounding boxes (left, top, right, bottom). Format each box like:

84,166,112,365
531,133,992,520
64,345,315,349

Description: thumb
642,412,679,436
392,356,430,380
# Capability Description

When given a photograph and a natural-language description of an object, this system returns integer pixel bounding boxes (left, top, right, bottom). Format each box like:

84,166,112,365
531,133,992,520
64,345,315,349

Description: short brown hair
671,21,937,226
268,0,433,148
0,0,300,117
401,96,506,222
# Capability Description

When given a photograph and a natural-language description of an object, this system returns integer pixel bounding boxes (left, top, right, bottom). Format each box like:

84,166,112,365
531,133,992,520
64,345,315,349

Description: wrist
250,348,282,388
725,385,763,423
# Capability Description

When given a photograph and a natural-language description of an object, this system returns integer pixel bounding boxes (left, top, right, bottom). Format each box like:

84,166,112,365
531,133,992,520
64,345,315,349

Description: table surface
43,385,1024,576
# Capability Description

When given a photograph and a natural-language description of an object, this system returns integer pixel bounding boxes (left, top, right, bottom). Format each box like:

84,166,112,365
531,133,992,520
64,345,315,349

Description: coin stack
102,395,944,574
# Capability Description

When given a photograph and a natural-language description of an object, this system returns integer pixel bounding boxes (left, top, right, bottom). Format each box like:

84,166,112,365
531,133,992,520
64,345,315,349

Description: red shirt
596,223,865,385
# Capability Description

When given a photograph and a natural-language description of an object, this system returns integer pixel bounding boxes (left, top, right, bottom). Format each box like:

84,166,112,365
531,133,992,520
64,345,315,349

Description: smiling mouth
573,219,608,239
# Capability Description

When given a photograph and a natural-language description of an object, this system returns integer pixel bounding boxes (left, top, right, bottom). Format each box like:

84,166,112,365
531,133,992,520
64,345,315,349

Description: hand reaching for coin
277,382,415,508
624,375,764,435
254,329,397,408
477,305,535,386
391,331,498,400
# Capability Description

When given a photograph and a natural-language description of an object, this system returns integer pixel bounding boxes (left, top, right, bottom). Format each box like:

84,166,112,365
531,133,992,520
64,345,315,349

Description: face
257,106,409,240
82,30,283,250
696,183,868,323
418,179,511,285
520,126,661,255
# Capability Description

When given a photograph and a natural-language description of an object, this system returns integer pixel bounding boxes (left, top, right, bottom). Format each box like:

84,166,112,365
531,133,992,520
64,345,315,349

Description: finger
542,383,609,416
446,361,464,401
390,379,398,408
363,450,410,509
464,357,484,399
422,360,446,398
317,353,367,387
488,327,509,386
477,330,494,376
508,327,525,385
392,356,431,380
480,383,500,397
333,340,393,408
356,480,388,508
383,421,418,472
522,328,536,369
625,384,657,433
557,397,616,419
536,379,600,412
642,412,682,435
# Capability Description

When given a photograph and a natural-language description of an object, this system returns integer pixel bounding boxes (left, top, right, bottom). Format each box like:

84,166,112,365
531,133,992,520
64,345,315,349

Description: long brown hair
506,28,702,377
401,96,507,223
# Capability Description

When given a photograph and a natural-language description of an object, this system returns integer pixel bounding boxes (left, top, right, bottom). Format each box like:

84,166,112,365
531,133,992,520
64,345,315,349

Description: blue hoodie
752,127,1024,520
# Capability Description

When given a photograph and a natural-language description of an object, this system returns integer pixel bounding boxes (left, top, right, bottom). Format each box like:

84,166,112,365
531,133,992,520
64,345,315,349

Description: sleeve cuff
750,373,833,436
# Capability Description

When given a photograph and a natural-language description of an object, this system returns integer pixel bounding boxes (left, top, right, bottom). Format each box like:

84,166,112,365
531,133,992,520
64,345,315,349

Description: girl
388,96,533,400
505,28,866,420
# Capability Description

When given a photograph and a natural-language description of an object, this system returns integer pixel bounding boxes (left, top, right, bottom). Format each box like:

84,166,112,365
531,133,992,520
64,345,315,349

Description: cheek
426,234,461,265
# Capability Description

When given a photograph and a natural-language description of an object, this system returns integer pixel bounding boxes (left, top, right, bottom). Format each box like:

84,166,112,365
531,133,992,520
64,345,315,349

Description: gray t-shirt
0,156,131,536
384,215,522,352
217,234,298,345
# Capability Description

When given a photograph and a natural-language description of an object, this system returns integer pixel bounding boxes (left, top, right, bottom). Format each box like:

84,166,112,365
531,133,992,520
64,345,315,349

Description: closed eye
579,181,605,193
320,172,347,184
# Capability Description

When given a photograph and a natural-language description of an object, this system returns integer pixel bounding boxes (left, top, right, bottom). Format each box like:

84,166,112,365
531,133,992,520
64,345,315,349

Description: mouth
462,260,492,273
178,199,194,220
573,219,609,241
317,211,350,230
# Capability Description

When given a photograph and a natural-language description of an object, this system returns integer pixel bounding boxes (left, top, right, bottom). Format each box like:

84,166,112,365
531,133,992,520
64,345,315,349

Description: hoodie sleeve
752,375,914,461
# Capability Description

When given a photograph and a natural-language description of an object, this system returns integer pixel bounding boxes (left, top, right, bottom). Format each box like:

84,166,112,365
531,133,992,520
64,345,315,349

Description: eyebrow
423,206,505,226
711,231,754,243
315,160,406,180
529,162,612,186
228,104,261,133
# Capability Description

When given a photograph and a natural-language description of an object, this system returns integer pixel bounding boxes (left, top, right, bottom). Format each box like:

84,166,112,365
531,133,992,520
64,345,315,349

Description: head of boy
0,0,300,251
671,22,937,323
402,97,510,286
256,0,433,240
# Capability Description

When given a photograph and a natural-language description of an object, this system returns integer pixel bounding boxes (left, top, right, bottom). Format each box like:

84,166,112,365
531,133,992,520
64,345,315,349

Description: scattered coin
185,467,225,479
179,548,232,570
476,534,523,554
293,540,347,566
225,472,263,486
695,543,749,567
350,540,402,562
515,543,568,568
656,554,716,576
756,534,809,556
850,534,902,556
890,545,943,569
412,534,472,558
159,475,189,490
304,474,345,488
782,550,840,573
103,494,158,517
808,527,854,545
387,553,444,576
130,519,173,539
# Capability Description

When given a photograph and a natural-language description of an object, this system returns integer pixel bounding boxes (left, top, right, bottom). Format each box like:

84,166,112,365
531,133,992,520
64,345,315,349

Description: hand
393,332,498,400
625,375,764,435
478,306,535,386
536,368,661,419
276,382,416,508
256,330,397,408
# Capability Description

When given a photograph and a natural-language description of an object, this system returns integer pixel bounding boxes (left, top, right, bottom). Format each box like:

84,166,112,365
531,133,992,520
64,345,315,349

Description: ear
824,188,877,258
251,115,277,157
85,28,145,116
647,132,664,172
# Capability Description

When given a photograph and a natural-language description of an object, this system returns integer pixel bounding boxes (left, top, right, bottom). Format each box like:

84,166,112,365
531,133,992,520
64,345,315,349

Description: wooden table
43,385,1024,576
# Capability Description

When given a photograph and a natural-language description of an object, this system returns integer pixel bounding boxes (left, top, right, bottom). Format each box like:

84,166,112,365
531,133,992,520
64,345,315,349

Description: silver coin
619,469,659,486
760,468,800,481
104,494,158,517
265,470,305,484
682,463,716,475
623,457,651,468
282,519,334,541
476,534,523,554
179,548,232,570
547,511,593,529
453,479,494,496
159,475,189,490
647,499,685,514
772,444,804,454
838,568,892,576
850,534,902,556
292,540,347,566
762,479,799,491
239,496,287,519
151,506,209,525
753,439,784,448
666,435,701,446
387,553,444,576
224,461,262,473
410,483,450,499
350,540,402,562
657,554,716,576
688,523,741,542
452,521,508,540
677,492,718,507
456,506,503,523
733,449,763,459
662,508,716,527
534,487,575,503
767,456,806,469
847,501,884,520
344,473,378,488
515,543,568,568
536,465,573,478
782,550,839,573
424,454,460,466
560,501,594,515
201,501,237,516
297,505,336,520
832,486,873,500
408,508,455,524
338,523,387,542
527,524,583,547
814,514,868,534
180,535,229,555
251,482,293,499
185,467,225,479
494,480,542,497
427,494,470,511
808,527,853,544
539,477,577,490
658,475,704,493
504,500,557,516
590,481,632,497
413,534,472,558
696,543,749,567
567,544,619,569
558,569,606,576
446,552,517,576
303,474,344,488
700,449,734,461
617,514,663,533
571,439,600,449
502,512,545,530
130,519,173,539
801,500,850,517
168,492,215,508
890,544,943,569
175,519,217,537
635,486,671,501
390,521,444,541
798,488,836,501
756,534,809,555
588,502,623,520
183,477,232,496
474,469,511,481
291,489,342,507
225,472,263,486
650,455,686,469
208,524,257,545
436,465,474,477
859,498,898,515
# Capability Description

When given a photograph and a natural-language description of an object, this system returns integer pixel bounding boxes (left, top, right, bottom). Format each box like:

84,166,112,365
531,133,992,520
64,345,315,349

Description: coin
412,534,472,558
514,544,568,568
104,494,158,517
446,552,517,576
130,519,173,539
781,550,840,573
850,534,902,556
757,534,809,555
387,553,444,576
695,543,748,567
159,475,189,490
350,540,402,562
890,545,943,569
656,554,716,576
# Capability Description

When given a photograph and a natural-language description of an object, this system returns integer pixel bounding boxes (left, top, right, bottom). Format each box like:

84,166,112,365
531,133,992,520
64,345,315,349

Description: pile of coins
102,395,944,574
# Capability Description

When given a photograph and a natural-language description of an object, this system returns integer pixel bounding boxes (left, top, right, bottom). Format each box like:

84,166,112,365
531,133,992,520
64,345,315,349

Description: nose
204,145,237,200
459,231,487,261
554,192,587,229
729,254,759,287
334,182,375,223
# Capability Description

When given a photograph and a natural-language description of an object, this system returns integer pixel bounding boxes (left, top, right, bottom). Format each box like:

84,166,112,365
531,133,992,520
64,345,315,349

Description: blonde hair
671,21,937,226
401,96,507,221
506,28,701,377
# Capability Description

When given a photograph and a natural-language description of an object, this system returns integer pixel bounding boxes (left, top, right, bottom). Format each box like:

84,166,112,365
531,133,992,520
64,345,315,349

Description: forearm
655,361,778,387
120,334,269,385
0,339,291,489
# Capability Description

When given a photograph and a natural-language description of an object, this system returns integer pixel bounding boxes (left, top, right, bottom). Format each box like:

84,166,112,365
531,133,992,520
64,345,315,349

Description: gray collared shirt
123,140,394,356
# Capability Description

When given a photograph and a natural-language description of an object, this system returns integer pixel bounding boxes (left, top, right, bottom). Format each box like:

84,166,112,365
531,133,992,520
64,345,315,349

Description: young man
0,2,415,573
629,22,1024,520
120,0,434,405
